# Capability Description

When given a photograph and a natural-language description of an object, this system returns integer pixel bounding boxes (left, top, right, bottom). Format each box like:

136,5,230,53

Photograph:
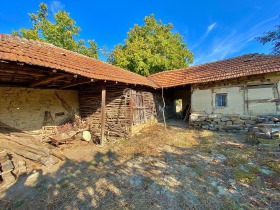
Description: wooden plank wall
130,88,159,125
79,83,160,141
79,82,130,140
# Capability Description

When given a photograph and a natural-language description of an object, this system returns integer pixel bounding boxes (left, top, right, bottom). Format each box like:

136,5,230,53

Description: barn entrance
162,85,191,127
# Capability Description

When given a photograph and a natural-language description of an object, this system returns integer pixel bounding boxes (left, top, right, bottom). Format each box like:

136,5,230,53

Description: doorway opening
176,99,183,119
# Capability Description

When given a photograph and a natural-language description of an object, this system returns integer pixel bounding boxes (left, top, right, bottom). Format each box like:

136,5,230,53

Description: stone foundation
189,113,279,132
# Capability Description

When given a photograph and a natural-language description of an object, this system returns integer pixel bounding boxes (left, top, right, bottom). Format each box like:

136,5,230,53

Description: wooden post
100,82,106,145
162,87,167,130
141,92,147,123
130,90,134,128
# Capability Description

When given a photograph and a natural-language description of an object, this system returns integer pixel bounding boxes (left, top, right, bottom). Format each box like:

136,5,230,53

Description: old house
149,54,280,131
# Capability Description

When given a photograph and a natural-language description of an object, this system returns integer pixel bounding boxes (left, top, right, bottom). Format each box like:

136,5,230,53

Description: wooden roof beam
30,74,68,87
61,79,95,89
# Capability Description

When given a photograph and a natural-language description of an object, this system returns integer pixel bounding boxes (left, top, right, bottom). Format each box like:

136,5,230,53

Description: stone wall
0,87,79,131
189,113,278,132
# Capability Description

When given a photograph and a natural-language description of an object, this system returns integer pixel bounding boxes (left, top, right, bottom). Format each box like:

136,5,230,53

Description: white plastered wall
248,87,276,115
0,87,79,131
212,87,244,115
191,89,212,114
191,73,280,116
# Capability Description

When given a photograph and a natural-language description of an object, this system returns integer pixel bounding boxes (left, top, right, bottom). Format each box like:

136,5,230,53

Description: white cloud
190,22,217,50
50,1,65,14
206,22,217,34
193,15,279,65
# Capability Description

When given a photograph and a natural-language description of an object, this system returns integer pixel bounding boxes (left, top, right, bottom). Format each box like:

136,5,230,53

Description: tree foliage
110,14,193,76
256,24,280,55
12,3,98,58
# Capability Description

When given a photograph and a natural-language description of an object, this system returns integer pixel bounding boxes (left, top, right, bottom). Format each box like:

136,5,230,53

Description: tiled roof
1,34,279,89
0,34,157,88
149,54,280,88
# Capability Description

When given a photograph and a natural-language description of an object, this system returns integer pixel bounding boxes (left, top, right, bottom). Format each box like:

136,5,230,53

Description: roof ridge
148,53,278,78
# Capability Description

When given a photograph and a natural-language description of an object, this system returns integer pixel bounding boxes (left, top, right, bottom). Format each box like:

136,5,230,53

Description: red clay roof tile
149,53,280,87
0,34,158,88
1,34,280,89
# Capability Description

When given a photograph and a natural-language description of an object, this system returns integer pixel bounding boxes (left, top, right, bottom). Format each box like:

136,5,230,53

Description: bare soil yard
0,123,280,209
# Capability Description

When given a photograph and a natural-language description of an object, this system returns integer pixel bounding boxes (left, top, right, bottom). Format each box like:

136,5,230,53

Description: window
216,93,227,107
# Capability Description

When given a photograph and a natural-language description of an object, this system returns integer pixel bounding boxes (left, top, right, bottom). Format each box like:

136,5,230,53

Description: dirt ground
0,121,280,210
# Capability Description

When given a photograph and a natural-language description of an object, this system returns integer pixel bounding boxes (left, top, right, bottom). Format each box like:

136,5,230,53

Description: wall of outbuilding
0,87,79,131
190,73,280,131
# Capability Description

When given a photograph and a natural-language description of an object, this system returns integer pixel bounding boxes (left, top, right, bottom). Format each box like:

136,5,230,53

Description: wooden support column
100,82,106,145
272,83,279,114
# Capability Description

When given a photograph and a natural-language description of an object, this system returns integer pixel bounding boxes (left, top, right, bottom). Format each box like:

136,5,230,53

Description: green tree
256,24,280,55
12,3,98,58
110,14,193,76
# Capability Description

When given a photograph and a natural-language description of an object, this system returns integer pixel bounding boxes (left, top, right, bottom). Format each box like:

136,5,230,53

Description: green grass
12,200,25,208
233,167,259,184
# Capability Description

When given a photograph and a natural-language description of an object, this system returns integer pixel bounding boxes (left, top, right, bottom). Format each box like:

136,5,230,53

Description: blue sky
1,0,279,65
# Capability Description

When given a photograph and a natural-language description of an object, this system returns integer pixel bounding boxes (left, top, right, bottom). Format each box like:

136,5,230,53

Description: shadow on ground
0,125,280,209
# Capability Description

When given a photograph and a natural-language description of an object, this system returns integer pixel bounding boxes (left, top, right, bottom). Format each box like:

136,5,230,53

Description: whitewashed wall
191,74,280,116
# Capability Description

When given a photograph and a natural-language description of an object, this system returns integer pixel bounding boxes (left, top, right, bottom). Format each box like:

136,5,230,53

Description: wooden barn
0,34,163,144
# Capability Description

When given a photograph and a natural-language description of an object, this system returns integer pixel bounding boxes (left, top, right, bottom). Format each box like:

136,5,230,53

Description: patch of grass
195,131,217,153
33,178,47,191
12,200,25,208
218,148,235,156
58,174,71,189
241,147,256,156
225,156,248,167
265,162,280,174
233,168,258,184
189,162,208,176
220,197,240,210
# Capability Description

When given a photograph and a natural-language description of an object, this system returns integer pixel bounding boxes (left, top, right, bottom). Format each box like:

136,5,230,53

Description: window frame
215,93,227,108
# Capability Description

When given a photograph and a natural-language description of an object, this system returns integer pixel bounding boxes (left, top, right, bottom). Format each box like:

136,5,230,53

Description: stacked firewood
0,150,27,187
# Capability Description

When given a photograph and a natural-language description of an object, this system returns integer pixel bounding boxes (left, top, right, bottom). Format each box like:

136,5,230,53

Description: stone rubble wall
189,113,278,132
0,87,79,131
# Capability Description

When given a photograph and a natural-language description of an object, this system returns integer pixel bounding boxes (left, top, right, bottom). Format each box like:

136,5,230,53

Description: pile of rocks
189,114,279,132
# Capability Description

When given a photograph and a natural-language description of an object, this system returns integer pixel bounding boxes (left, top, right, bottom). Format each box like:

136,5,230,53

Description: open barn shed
0,34,161,143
